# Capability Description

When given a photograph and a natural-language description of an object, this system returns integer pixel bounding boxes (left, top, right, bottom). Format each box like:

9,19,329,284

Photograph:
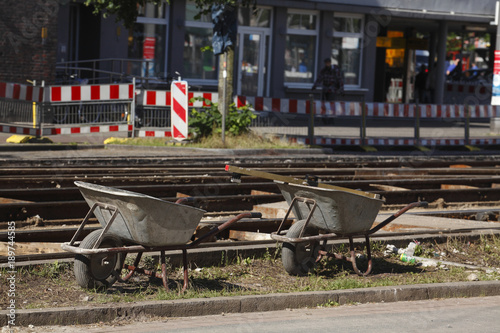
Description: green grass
3,235,500,309
104,132,303,149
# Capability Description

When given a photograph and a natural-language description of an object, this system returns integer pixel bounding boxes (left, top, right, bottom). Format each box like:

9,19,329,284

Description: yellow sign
376,37,406,49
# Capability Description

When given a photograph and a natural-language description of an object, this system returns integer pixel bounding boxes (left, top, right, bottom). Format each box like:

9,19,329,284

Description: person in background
446,58,458,76
470,63,478,77
415,64,430,103
450,59,463,81
312,58,344,116
312,58,344,101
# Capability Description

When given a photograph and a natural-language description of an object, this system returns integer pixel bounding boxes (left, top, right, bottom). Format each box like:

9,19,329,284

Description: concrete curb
2,281,499,327
0,144,104,152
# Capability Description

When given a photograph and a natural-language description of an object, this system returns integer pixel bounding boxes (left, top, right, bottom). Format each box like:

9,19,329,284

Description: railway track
2,153,500,264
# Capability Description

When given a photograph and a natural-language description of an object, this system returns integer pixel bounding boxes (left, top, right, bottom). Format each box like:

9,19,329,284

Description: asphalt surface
2,281,500,328
33,295,500,333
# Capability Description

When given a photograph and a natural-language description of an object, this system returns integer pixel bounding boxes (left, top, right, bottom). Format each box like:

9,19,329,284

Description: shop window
128,3,167,78
184,27,217,80
285,11,318,84
332,13,364,86
184,1,217,81
238,7,271,27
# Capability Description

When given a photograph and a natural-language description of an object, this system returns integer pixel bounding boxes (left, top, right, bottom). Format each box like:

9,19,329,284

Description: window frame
333,12,365,88
284,9,320,88
184,2,218,86
132,4,169,77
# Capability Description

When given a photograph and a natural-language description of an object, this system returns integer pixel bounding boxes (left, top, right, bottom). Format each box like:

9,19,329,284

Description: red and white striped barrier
43,124,133,136
170,81,189,140
136,129,172,138
0,82,44,102
236,95,500,118
48,84,134,103
236,96,312,114
0,124,40,136
444,82,490,104
140,91,218,107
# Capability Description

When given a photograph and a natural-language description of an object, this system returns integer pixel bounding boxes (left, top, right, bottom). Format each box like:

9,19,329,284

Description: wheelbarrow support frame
62,201,261,293
271,197,428,276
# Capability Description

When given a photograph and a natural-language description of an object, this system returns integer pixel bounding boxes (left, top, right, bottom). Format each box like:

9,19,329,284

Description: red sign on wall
492,51,500,105
143,37,156,60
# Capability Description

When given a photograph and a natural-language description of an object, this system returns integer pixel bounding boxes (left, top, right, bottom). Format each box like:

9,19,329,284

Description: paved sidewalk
253,118,495,141
2,281,499,327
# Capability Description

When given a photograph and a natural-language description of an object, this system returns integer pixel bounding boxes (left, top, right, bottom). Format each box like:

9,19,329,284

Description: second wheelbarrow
224,165,427,276
272,182,427,276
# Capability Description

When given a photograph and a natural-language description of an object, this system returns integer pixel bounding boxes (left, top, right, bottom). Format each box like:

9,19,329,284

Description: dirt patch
1,236,500,311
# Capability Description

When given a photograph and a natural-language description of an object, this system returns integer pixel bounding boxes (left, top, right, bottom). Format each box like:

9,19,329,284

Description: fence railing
241,94,500,146
1,78,498,146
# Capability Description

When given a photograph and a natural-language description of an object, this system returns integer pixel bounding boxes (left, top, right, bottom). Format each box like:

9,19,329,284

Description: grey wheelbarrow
61,181,261,292
225,165,427,276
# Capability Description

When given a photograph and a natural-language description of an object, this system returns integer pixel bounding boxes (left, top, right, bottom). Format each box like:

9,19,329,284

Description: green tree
84,0,254,29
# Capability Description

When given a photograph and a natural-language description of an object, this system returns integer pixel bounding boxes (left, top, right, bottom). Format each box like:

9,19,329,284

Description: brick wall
0,0,62,84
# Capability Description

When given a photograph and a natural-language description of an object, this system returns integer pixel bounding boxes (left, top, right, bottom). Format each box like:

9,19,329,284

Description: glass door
237,31,268,96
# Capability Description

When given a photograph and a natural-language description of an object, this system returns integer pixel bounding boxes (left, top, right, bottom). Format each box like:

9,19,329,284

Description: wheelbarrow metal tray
74,181,206,247
276,182,385,235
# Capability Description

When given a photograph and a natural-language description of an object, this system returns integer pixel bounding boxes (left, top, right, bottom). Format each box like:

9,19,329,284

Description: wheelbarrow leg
181,249,189,294
121,252,143,282
160,250,169,291
349,236,373,276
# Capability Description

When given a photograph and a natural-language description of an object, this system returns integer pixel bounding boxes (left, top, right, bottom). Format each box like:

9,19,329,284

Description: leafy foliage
189,97,256,139
84,0,256,28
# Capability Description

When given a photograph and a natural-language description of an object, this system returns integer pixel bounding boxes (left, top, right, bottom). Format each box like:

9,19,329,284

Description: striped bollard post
171,80,189,141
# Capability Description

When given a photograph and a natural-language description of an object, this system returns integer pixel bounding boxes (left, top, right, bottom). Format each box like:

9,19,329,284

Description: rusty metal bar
160,250,169,291
368,201,428,234
181,249,189,294
190,212,262,246
121,252,143,282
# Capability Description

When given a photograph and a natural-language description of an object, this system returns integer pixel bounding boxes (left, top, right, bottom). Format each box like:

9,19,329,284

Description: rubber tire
74,229,125,290
282,219,320,276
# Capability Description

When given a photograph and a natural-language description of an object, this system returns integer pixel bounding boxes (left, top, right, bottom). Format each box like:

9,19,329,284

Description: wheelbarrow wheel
74,229,125,290
282,219,320,276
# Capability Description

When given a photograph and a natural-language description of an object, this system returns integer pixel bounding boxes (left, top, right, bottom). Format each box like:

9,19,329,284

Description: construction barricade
1,78,498,147
134,90,217,137
238,95,500,147
0,82,45,136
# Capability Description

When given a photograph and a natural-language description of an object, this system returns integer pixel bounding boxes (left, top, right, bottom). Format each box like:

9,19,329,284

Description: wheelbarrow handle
368,201,428,234
190,212,262,246
175,197,196,205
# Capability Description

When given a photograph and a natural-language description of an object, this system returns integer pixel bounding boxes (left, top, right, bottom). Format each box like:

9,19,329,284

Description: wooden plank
0,197,32,204
0,242,65,256
250,190,277,196
440,184,479,190
229,230,272,241
225,165,379,199
369,184,410,191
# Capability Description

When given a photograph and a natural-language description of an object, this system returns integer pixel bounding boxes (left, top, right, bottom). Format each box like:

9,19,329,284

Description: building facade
1,0,498,104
